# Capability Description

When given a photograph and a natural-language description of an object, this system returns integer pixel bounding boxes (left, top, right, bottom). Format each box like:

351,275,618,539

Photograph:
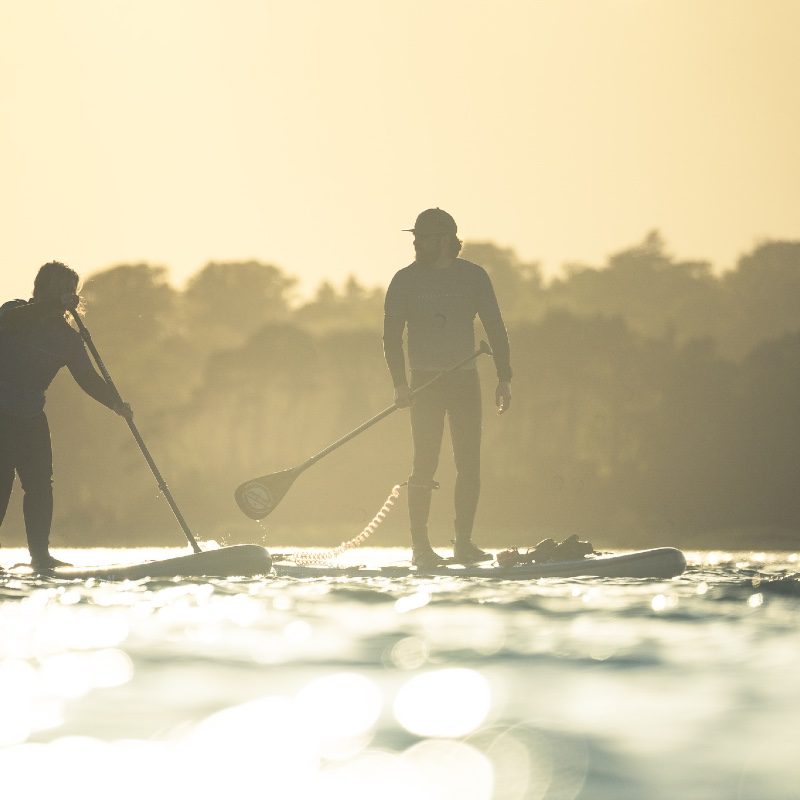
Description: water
1,546,799,800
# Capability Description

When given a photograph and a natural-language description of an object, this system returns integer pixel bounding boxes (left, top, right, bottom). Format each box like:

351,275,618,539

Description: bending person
0,262,131,571
383,208,512,568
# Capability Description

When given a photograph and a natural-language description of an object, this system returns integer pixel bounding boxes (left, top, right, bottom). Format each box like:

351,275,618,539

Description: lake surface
1,546,799,799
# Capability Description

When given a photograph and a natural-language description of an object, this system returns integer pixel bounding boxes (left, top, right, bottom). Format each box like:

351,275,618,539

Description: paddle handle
300,341,492,472
70,312,202,554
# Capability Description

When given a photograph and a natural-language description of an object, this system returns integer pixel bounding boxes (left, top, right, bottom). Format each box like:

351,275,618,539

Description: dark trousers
0,411,54,559
408,369,482,548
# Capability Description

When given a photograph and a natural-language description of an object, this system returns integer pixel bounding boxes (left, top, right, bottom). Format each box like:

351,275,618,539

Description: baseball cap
403,208,458,236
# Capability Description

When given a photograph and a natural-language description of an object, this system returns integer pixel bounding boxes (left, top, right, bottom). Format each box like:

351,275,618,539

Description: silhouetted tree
461,241,545,322
82,264,177,348
183,261,297,350
8,234,799,548
548,231,724,345
294,275,384,333
721,241,800,358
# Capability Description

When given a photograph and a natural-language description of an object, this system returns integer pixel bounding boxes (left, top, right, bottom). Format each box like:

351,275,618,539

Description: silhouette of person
0,262,131,571
384,209,512,567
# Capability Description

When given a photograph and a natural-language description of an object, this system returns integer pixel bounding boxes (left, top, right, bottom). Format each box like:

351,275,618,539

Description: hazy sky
2,0,798,301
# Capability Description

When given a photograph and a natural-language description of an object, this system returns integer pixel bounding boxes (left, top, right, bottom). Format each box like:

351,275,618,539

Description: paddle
70,311,203,554
234,340,493,520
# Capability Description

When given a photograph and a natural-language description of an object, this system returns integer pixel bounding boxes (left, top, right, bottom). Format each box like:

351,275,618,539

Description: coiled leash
284,483,405,566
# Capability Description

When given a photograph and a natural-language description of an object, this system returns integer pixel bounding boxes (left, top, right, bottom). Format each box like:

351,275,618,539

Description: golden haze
1,0,798,298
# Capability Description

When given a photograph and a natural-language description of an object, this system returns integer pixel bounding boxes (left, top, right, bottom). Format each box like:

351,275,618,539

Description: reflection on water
394,669,491,738
1,546,799,798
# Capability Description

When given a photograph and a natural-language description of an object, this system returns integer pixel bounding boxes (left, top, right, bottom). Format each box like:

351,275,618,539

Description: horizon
7,227,793,306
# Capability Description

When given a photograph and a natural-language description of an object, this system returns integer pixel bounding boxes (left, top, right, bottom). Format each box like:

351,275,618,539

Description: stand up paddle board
272,547,686,580
9,544,271,581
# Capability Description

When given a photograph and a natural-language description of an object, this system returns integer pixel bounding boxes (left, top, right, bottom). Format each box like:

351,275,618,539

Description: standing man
0,261,131,571
383,208,512,567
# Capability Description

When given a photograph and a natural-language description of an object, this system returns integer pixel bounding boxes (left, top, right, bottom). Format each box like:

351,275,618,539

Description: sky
2,0,799,301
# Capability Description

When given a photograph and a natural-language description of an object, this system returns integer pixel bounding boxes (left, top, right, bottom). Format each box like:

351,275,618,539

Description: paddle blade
234,468,299,520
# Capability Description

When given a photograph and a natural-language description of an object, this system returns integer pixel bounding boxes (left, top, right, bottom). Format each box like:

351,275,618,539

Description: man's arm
70,367,119,409
476,270,512,382
66,334,133,417
476,269,512,413
383,274,410,403
70,367,133,418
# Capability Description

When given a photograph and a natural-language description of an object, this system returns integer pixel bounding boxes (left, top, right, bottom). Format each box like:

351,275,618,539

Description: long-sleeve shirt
383,258,512,387
0,299,118,417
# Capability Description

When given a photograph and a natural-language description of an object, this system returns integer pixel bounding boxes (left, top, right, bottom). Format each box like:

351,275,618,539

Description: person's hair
32,261,85,319
447,235,463,258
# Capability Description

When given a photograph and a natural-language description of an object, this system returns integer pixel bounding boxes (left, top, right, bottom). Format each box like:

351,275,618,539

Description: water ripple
1,546,799,798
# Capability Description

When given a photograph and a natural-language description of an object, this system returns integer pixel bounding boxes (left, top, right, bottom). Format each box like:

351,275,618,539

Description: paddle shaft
70,312,202,554
298,341,492,474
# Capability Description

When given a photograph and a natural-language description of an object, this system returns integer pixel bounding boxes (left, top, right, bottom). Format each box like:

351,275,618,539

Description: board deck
272,547,686,580
11,544,272,580
4,546,686,582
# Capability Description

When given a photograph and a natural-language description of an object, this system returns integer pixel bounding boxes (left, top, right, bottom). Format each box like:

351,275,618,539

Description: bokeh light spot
394,668,491,738
402,739,494,800
296,672,382,748
390,636,429,670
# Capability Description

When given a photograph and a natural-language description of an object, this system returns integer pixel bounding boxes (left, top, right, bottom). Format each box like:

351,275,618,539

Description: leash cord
290,484,402,566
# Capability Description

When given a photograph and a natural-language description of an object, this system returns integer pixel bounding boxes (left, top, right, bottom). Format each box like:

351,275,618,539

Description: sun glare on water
0,663,498,799
393,668,492,738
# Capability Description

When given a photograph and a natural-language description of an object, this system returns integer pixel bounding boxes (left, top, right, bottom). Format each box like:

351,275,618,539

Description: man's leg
14,413,55,566
408,371,447,554
447,370,486,558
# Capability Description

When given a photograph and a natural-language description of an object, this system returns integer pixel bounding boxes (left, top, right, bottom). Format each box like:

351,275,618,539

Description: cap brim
402,228,415,233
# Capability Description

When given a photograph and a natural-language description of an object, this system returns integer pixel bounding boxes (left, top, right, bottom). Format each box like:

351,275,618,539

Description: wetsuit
383,258,512,549
0,300,117,561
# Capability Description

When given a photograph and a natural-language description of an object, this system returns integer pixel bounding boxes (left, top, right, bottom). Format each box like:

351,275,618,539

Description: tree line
4,231,799,550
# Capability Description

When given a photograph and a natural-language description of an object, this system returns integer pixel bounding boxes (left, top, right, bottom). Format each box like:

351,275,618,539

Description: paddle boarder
384,208,512,567
0,261,131,571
